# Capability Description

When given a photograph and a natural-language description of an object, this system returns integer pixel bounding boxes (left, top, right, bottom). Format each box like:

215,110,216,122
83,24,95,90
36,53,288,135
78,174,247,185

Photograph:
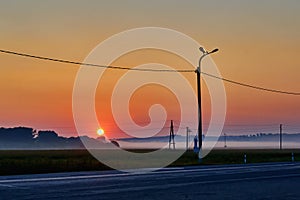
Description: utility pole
224,133,227,148
196,47,219,157
169,120,175,149
280,124,283,150
196,64,202,152
186,127,192,150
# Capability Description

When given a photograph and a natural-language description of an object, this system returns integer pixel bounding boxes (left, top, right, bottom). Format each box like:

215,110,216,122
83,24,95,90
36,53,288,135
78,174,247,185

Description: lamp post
196,47,219,160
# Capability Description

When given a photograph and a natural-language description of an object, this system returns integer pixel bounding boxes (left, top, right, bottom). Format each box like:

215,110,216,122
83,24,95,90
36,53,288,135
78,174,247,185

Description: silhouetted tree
0,127,34,148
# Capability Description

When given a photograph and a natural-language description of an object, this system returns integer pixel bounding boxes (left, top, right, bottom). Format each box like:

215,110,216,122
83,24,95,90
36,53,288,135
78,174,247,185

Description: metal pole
196,47,219,158
224,133,227,148
186,127,189,150
196,67,202,151
186,127,192,150
280,124,282,150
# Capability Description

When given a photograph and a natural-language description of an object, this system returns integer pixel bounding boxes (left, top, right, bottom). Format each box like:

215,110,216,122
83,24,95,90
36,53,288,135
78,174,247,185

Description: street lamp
196,47,219,160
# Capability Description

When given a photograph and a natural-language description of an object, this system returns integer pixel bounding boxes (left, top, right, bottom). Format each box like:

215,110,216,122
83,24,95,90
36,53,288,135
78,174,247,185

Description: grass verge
0,149,298,175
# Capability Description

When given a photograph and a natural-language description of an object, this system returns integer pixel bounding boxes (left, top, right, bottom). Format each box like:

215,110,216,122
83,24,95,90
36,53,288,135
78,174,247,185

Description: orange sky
0,1,300,138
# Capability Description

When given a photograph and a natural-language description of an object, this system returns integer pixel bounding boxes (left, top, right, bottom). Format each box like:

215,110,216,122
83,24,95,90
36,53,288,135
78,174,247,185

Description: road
0,162,300,200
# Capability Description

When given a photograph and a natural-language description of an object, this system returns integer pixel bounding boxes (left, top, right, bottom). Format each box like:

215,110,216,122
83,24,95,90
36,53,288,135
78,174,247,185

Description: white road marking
0,163,297,184
0,183,21,188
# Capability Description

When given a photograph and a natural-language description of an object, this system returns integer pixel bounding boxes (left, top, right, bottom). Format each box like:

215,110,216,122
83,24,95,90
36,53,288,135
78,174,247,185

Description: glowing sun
97,128,105,136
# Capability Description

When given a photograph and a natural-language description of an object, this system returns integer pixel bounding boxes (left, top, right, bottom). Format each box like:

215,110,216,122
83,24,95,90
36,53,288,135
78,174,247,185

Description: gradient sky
0,0,300,138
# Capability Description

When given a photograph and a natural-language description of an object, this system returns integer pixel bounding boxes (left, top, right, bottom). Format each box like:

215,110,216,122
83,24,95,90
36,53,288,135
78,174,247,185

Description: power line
0,49,193,73
201,72,300,96
1,49,300,96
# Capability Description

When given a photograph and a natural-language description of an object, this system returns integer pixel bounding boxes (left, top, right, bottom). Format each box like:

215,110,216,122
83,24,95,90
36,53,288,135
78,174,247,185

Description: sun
97,128,105,136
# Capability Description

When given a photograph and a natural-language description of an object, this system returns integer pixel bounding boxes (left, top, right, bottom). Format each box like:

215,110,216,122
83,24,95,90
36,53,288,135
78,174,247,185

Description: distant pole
186,127,192,150
224,133,227,148
280,124,283,150
196,47,219,158
169,120,175,149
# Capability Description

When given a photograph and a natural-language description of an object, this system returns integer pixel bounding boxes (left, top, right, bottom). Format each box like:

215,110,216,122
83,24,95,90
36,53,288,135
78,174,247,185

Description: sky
0,0,300,139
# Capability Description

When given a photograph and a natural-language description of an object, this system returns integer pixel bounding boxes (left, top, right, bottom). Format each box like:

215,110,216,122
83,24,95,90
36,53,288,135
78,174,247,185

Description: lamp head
210,48,219,54
199,47,207,54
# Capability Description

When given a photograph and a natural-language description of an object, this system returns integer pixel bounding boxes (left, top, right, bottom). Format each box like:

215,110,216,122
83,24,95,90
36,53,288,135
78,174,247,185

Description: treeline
218,133,300,142
0,127,113,149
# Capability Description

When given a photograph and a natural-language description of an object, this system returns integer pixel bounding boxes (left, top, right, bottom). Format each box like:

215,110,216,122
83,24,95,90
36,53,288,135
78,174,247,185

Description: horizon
1,126,300,150
1,125,300,139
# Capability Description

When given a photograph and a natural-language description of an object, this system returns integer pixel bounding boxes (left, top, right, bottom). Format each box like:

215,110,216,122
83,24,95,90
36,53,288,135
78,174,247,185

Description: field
0,149,299,175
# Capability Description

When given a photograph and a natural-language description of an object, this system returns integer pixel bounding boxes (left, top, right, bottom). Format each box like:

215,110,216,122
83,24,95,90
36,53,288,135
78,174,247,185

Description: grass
174,149,299,166
0,149,298,175
0,150,111,175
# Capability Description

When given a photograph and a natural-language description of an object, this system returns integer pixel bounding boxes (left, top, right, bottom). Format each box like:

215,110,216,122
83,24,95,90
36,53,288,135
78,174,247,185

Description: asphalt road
0,162,300,200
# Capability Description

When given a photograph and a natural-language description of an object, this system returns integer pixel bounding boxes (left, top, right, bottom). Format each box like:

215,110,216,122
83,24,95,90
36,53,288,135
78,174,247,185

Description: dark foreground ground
0,162,300,200
0,149,299,175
